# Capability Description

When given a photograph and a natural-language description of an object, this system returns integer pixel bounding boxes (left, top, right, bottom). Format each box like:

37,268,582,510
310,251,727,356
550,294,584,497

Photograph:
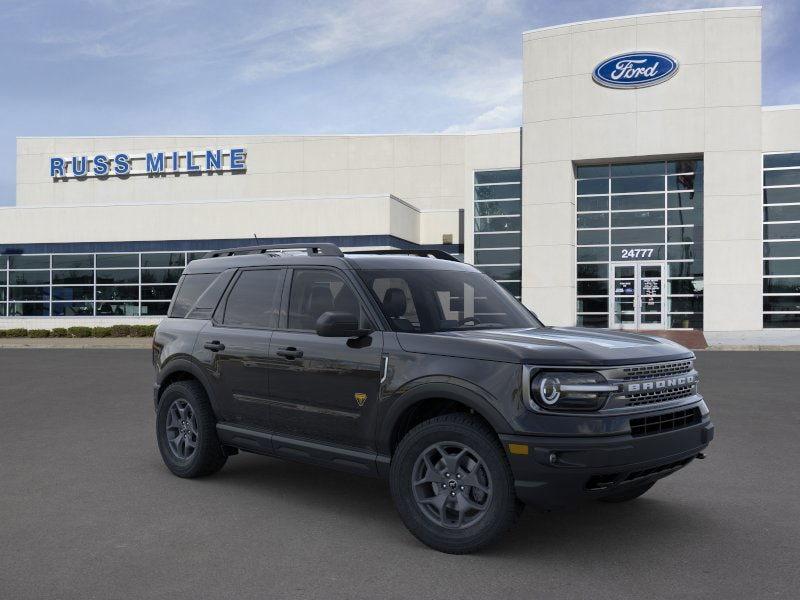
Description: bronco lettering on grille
625,373,695,394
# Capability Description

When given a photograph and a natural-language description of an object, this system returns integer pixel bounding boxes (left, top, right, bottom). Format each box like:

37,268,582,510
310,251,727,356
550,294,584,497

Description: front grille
629,407,701,437
623,384,696,407
621,359,693,381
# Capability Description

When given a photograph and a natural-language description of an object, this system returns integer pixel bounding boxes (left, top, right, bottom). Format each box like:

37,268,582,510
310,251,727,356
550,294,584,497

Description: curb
703,345,800,351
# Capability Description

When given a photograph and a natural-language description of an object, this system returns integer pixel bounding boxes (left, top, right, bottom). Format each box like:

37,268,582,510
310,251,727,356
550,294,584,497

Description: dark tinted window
223,269,283,328
171,273,218,318
287,270,369,331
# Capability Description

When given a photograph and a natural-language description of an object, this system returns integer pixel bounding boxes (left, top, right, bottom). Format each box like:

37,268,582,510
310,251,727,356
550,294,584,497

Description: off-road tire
156,380,227,478
598,481,655,503
390,413,520,554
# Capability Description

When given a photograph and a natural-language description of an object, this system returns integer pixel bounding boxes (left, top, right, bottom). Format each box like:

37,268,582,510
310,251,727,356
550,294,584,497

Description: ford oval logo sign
593,52,679,89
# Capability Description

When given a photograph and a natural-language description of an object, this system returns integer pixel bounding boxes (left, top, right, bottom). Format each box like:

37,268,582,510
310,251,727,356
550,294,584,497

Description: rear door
198,267,285,427
267,267,384,451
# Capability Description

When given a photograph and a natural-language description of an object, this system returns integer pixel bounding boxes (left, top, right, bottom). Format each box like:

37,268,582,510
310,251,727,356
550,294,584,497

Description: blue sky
1,0,798,206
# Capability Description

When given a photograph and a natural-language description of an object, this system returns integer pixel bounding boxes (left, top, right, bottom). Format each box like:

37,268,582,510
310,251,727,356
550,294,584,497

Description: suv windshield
358,269,541,333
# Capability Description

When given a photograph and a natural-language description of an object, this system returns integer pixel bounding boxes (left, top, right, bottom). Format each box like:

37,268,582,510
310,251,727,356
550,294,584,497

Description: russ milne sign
50,148,246,179
592,52,678,89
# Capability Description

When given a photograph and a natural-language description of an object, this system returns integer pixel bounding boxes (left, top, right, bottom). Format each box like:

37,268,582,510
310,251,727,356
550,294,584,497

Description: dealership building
3,6,800,339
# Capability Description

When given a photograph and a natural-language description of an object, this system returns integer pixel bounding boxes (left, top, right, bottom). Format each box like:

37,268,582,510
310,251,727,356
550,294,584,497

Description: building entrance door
610,262,666,330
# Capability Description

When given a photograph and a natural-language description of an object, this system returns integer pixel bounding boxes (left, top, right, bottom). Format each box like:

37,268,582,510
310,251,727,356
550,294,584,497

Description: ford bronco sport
152,243,713,554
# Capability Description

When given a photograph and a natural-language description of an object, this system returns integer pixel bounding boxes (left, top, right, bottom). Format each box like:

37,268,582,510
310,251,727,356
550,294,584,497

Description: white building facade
3,6,800,336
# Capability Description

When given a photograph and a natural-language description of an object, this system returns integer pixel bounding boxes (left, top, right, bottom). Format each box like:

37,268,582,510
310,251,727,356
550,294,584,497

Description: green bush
130,324,157,337
91,327,113,338
109,324,132,337
28,329,51,338
0,330,6,338
4,328,28,338
51,328,69,338
67,326,92,338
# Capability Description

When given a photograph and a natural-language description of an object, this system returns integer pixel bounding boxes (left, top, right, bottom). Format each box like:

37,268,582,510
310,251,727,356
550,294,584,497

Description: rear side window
222,269,284,329
170,273,217,318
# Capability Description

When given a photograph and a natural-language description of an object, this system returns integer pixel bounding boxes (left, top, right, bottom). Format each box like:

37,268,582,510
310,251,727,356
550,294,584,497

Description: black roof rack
345,249,460,262
204,243,344,259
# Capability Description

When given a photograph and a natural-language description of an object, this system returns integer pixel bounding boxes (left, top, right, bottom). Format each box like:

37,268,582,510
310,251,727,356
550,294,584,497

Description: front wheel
390,414,521,554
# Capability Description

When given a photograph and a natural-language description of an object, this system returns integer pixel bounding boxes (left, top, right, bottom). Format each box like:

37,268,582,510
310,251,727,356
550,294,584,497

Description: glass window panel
669,314,703,329
764,153,800,168
477,265,521,281
96,254,138,268
474,170,520,184
96,302,139,316
577,264,608,279
764,314,800,327
141,285,177,301
577,281,608,295
669,296,703,312
764,259,800,276
52,302,94,317
52,286,93,301
667,160,702,174
576,165,609,179
474,184,521,200
0,255,6,269
610,228,664,244
9,271,50,285
141,302,171,316
8,302,49,316
0,288,5,301
577,196,608,212
763,188,800,205
473,249,521,264
764,205,800,222
8,255,49,269
52,254,93,269
668,209,700,226
763,278,800,294
611,194,663,210
96,285,139,301
669,262,698,277
52,270,93,284
577,247,608,262
96,269,139,284
668,227,694,243
187,252,207,263
764,170,800,187
668,279,703,295
611,176,663,194
0,272,5,285
0,304,6,316
577,297,608,312
577,179,608,195
474,217,520,232
171,273,218,318
667,191,702,209
763,241,800,258
577,314,608,327
288,269,370,331
141,268,183,284
611,210,664,228
763,296,800,312
577,212,608,228
474,232,521,249
474,200,521,216
497,281,521,296
667,245,695,261
764,223,800,240
141,253,186,268
577,230,608,245
611,162,664,177
667,174,698,191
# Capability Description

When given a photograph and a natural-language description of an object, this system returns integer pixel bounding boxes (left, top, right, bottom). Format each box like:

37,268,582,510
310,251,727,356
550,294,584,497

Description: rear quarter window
170,273,218,318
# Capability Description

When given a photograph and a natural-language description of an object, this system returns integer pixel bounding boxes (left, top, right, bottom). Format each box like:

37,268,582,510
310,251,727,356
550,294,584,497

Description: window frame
211,267,286,331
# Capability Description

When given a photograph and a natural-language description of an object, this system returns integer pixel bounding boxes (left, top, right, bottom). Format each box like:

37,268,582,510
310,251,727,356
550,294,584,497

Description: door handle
204,340,225,352
276,347,303,360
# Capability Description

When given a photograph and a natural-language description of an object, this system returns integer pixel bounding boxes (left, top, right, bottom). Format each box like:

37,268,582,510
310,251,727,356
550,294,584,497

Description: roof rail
204,243,344,259
345,249,460,262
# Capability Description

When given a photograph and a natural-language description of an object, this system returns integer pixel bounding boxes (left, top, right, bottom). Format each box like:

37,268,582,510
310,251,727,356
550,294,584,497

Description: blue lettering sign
72,156,88,177
205,149,221,170
230,148,246,170
593,52,678,89
146,152,165,173
93,155,109,176
113,153,130,175
171,151,180,171
186,150,200,172
50,158,65,177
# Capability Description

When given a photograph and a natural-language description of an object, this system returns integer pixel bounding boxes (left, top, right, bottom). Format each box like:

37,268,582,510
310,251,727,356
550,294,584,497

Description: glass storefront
576,159,704,329
473,169,522,299
0,251,207,317
763,153,800,328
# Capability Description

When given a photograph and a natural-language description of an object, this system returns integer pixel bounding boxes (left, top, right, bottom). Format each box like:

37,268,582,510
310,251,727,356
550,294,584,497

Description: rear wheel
156,380,227,478
390,413,520,554
598,481,655,503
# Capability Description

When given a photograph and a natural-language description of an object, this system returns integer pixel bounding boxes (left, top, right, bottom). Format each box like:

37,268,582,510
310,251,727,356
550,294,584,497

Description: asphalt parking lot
1,350,798,599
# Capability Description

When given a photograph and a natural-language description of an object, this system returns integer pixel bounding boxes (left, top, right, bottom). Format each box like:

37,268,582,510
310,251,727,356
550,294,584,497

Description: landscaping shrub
67,326,92,338
130,324,157,337
28,329,51,338
51,328,69,338
91,327,113,338
4,328,28,338
109,324,132,337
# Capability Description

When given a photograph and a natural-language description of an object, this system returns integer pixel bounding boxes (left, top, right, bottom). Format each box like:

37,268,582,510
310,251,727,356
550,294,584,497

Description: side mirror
315,311,372,338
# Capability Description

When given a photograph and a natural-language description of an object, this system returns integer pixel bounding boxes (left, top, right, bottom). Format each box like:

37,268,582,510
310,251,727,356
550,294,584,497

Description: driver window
368,277,420,332
287,269,370,331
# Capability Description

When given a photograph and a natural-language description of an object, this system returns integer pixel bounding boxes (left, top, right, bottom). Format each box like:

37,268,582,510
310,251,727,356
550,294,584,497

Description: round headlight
529,370,615,412
538,376,561,405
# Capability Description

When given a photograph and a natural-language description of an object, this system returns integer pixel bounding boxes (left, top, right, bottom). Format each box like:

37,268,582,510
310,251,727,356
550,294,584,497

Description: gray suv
152,243,713,553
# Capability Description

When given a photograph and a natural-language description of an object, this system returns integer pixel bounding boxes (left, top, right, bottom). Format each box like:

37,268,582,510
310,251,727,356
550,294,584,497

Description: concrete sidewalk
0,338,152,349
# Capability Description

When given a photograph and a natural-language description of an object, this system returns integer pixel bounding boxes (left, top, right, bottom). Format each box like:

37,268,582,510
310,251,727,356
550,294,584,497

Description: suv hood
395,326,693,366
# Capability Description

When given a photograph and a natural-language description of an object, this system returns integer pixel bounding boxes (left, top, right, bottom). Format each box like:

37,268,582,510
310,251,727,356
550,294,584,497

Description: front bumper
500,415,714,509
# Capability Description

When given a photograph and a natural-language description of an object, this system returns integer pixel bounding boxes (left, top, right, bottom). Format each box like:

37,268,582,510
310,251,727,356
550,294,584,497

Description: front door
610,262,666,330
